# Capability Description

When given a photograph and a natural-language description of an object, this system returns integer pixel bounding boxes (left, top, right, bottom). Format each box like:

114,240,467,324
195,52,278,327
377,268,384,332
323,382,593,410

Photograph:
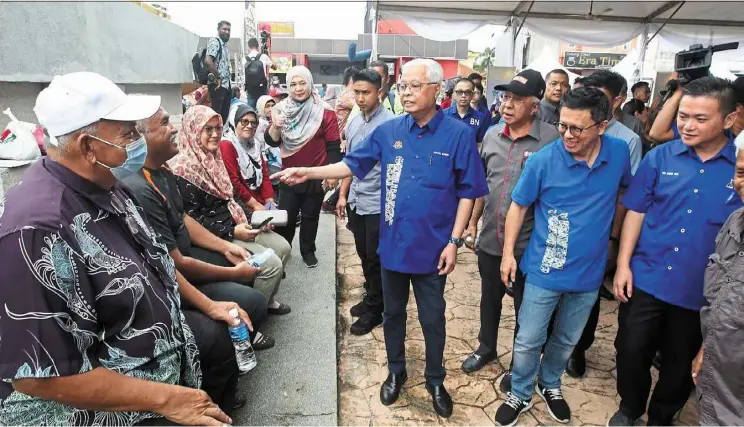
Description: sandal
268,303,291,315
251,332,275,351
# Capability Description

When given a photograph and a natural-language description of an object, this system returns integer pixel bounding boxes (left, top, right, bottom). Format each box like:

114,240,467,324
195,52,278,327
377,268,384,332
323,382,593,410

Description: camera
674,42,739,85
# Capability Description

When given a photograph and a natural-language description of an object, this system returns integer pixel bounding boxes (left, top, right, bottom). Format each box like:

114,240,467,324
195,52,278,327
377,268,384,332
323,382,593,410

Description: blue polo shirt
445,105,490,143
622,137,741,310
513,135,632,292
343,110,489,274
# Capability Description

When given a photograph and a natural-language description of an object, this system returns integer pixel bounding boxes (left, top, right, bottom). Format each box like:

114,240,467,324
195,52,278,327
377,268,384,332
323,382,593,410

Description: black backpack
192,38,222,85
245,54,267,91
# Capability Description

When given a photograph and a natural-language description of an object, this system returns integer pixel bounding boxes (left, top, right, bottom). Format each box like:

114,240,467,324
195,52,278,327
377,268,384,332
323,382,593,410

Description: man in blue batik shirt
494,87,631,427
272,58,488,418
445,77,491,143
608,77,742,427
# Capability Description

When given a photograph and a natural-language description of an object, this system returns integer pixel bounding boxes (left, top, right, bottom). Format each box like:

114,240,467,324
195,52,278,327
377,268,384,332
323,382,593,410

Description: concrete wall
0,2,199,84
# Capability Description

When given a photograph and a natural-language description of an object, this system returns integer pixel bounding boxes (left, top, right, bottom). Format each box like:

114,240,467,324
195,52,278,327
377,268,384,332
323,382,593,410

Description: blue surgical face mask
93,135,148,177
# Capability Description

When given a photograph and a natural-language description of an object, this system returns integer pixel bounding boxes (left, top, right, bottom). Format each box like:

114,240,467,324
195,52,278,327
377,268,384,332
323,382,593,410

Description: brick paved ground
336,219,699,426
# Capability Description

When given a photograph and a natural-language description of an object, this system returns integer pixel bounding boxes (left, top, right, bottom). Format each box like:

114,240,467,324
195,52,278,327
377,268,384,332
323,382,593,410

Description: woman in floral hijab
169,105,291,315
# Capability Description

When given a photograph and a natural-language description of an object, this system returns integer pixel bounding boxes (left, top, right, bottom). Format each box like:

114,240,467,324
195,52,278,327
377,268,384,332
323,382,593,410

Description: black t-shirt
119,168,192,255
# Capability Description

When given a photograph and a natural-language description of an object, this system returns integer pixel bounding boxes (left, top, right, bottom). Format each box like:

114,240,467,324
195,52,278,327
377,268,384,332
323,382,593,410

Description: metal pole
508,17,517,68
633,24,650,84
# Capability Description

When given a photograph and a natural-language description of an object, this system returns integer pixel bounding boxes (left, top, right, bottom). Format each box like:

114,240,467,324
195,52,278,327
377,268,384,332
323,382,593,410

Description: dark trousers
476,251,525,363
347,208,382,313
382,268,447,386
276,188,324,256
208,84,231,124
185,247,268,329
182,310,239,412
615,288,702,424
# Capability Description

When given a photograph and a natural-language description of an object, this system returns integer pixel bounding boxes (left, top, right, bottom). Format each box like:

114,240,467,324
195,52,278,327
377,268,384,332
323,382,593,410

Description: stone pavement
336,218,699,426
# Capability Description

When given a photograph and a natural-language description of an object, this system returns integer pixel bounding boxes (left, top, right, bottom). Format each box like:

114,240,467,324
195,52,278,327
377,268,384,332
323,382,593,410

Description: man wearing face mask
0,72,243,426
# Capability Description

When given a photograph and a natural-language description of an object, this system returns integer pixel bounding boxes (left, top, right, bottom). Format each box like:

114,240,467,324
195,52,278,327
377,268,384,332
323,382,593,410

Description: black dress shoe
461,351,496,373
380,371,407,405
566,350,586,378
426,383,453,418
350,300,368,317
232,396,247,410
350,312,383,335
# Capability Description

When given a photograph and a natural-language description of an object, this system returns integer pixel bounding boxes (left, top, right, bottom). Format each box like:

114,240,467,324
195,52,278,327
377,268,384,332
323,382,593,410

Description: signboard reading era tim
563,51,626,69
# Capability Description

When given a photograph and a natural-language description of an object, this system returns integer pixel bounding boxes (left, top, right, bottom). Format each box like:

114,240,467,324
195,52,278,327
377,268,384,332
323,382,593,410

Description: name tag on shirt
433,151,450,157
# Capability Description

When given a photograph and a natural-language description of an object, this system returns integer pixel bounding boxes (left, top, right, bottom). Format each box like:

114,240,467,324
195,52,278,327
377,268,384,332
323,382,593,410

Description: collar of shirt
541,98,559,112
446,105,476,120
363,103,386,123
558,134,613,169
499,119,542,141
405,108,444,134
670,135,736,164
44,158,119,215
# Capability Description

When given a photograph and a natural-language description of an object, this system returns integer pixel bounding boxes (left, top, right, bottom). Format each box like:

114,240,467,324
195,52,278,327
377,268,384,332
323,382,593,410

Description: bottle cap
228,308,239,318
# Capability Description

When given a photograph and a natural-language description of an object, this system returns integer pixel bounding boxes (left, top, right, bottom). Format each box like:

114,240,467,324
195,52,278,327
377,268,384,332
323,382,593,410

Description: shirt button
694,189,699,193
700,169,705,174
667,266,673,270
681,228,686,233
416,155,419,158
687,209,692,214
674,247,679,252
739,251,744,257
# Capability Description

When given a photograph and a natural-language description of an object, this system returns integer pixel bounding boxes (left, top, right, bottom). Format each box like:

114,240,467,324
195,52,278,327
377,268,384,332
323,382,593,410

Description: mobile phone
257,217,274,229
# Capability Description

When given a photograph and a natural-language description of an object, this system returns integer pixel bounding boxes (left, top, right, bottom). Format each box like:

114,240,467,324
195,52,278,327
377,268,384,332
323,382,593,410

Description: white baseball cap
34,72,161,146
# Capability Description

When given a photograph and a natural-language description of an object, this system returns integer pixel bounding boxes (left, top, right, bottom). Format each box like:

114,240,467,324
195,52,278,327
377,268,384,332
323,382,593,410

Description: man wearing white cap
0,72,245,426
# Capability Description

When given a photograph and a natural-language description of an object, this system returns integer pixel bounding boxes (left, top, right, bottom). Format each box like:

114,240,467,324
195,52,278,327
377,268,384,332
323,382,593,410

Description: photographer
648,76,683,144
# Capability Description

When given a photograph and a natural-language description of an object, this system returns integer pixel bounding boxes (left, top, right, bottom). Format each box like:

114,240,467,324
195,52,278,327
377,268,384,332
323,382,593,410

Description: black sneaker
498,370,512,393
495,393,532,426
536,384,570,424
607,409,638,426
350,312,383,335
302,253,318,268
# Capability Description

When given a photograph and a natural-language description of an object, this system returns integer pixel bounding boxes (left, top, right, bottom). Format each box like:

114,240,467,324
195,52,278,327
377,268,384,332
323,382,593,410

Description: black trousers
276,188,324,256
476,251,525,363
615,288,702,424
382,268,447,386
347,208,382,313
208,84,231,124
182,310,239,413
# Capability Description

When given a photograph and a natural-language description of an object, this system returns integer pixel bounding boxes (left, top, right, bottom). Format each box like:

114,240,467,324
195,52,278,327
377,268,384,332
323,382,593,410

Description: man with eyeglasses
538,69,571,125
494,87,631,426
461,70,560,389
444,77,491,143
271,58,489,418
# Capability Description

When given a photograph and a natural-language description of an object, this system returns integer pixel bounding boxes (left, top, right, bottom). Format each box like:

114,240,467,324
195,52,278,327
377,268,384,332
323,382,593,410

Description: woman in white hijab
264,65,342,268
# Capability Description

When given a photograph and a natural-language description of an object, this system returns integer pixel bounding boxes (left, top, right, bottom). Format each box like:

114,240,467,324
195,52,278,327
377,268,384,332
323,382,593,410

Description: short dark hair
352,68,383,89
343,66,360,86
546,69,569,81
682,76,737,117
582,70,625,99
560,87,612,123
468,72,482,82
473,82,484,93
369,60,387,71
248,38,259,49
232,86,240,97
734,76,744,105
574,77,586,86
454,77,475,90
322,83,327,88
218,21,231,29
631,81,650,93
622,98,646,116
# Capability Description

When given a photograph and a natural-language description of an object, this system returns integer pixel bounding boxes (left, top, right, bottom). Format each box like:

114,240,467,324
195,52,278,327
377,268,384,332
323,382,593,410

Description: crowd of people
0,17,743,427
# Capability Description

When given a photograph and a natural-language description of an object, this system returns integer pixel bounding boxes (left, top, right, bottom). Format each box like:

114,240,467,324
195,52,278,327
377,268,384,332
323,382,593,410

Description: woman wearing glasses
265,65,342,268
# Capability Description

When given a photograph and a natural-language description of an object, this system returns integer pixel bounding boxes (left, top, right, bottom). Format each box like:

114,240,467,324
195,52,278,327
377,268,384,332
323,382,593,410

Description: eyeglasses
397,81,439,93
454,90,473,97
239,119,259,127
499,93,527,105
555,121,601,137
202,125,221,136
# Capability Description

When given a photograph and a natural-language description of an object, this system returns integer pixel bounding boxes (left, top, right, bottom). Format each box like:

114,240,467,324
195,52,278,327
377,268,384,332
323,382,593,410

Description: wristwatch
449,237,464,248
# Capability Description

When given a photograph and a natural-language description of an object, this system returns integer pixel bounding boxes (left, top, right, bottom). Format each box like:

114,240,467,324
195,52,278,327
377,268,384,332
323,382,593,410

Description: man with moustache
461,70,560,396
537,69,571,125
205,20,233,123
609,76,742,427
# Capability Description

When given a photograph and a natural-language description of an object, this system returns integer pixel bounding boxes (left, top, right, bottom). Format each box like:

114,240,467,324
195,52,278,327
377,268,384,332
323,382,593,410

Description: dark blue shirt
343,110,489,274
622,137,741,310
513,135,632,292
445,105,490,143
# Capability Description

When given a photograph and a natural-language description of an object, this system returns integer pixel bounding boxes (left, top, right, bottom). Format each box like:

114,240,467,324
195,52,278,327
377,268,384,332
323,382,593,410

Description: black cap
494,69,546,99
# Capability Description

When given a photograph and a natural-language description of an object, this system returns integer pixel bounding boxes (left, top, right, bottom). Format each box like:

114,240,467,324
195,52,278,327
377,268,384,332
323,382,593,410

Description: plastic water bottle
227,308,257,374
249,248,275,268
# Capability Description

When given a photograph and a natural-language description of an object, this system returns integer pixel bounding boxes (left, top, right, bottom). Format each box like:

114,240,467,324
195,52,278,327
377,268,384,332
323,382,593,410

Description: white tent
523,47,582,85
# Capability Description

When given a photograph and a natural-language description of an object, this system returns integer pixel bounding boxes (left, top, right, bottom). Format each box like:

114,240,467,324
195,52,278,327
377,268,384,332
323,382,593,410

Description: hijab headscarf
271,65,331,157
168,105,247,224
257,95,274,119
224,103,263,190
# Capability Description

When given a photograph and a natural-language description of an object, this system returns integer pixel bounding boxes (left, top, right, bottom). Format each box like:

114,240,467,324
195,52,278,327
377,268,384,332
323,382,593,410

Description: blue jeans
511,282,599,401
